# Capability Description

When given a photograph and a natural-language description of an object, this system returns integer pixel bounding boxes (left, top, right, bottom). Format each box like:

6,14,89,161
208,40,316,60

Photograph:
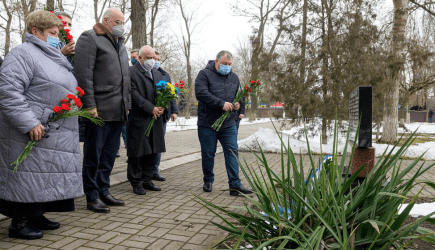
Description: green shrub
195,121,435,249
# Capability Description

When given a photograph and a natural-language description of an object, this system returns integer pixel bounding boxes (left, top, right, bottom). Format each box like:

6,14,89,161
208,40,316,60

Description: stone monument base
350,147,375,177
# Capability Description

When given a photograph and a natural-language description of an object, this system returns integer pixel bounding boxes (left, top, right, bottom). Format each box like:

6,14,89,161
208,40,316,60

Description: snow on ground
399,203,435,218
375,123,435,134
166,116,274,132
238,122,435,160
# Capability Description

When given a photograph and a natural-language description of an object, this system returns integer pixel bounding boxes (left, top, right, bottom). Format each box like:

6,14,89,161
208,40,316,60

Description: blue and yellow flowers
145,80,179,136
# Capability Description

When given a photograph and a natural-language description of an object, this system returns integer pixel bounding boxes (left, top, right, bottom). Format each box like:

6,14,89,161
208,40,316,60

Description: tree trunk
46,0,55,11
94,0,99,23
2,0,12,55
322,117,328,144
131,0,146,49
150,0,160,47
380,0,410,144
376,120,381,140
57,0,64,11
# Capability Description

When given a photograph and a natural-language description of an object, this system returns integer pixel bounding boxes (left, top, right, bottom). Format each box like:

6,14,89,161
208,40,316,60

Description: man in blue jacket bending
195,50,253,196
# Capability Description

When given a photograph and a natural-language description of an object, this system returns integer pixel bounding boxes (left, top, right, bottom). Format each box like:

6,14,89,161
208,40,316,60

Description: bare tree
232,0,298,120
94,0,112,23
174,0,203,119
149,0,160,47
1,0,14,55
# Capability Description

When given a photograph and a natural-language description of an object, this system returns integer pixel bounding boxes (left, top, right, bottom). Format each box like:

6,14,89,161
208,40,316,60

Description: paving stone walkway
0,120,434,249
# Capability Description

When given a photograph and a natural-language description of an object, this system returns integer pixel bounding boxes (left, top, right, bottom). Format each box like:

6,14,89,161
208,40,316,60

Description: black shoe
9,218,43,240
230,185,253,196
87,198,110,213
101,194,125,206
143,183,161,191
116,151,120,157
203,183,212,192
152,173,166,181
29,215,60,230
133,187,147,195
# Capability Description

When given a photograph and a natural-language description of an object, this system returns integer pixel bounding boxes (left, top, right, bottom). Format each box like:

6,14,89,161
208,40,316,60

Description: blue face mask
46,35,60,48
153,61,161,69
131,58,138,65
218,64,231,75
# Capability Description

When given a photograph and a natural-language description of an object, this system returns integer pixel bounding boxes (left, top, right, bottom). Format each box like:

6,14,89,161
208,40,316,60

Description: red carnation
258,82,261,86
180,81,185,84
250,80,255,84
248,88,251,92
53,106,62,114
75,87,85,97
57,15,62,19
245,85,248,90
245,93,249,97
180,85,184,89
61,99,68,104
49,11,54,13
61,103,71,111
174,83,179,87
257,80,260,83
74,98,82,108
66,94,76,100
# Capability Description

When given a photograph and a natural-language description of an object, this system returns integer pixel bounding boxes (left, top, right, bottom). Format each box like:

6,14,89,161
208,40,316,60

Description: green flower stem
145,118,156,136
11,140,39,173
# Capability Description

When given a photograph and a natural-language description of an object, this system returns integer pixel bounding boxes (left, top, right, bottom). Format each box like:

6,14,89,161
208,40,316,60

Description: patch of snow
238,127,435,160
166,116,277,132
398,203,435,218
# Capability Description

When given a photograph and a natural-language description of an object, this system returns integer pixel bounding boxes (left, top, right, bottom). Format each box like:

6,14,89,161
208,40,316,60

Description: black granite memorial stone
349,86,372,148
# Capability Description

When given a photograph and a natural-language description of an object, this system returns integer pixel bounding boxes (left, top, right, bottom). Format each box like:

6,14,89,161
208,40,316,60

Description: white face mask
142,59,155,71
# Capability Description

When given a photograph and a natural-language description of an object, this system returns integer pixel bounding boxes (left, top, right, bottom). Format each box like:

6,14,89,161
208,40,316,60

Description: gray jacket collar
25,33,74,72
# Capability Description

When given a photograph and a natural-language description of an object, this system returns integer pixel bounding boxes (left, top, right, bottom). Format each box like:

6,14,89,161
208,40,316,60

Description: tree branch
409,0,435,16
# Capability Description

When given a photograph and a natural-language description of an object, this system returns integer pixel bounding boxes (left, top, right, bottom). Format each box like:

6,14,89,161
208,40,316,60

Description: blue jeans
430,117,433,123
118,123,127,150
198,126,242,189
153,120,168,175
83,121,123,201
235,119,241,130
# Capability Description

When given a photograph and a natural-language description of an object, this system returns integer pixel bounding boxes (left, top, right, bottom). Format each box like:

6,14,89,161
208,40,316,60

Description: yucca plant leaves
193,119,435,249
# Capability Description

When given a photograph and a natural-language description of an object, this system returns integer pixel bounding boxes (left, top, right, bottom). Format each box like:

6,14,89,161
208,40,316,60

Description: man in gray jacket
75,8,131,213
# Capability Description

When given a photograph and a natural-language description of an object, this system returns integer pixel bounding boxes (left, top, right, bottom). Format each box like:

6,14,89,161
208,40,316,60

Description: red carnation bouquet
174,81,186,92
11,87,104,173
56,14,75,61
211,79,263,131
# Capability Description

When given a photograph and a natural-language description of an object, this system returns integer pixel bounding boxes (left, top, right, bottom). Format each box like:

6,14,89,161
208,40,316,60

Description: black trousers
83,121,123,201
127,154,157,188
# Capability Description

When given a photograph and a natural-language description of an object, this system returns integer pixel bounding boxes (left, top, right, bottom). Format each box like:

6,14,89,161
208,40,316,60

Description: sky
1,0,395,61
68,0,253,63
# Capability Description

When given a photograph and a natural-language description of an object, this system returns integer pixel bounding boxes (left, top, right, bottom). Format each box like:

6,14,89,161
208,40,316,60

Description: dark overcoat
74,23,131,121
127,63,166,157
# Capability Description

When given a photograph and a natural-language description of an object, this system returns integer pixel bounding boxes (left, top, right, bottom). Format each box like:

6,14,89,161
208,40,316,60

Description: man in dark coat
152,51,179,182
75,8,131,213
195,50,253,196
127,45,166,195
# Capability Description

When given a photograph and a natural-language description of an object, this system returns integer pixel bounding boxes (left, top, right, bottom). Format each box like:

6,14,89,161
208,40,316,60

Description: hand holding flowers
11,87,104,173
212,79,263,131
145,81,178,136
